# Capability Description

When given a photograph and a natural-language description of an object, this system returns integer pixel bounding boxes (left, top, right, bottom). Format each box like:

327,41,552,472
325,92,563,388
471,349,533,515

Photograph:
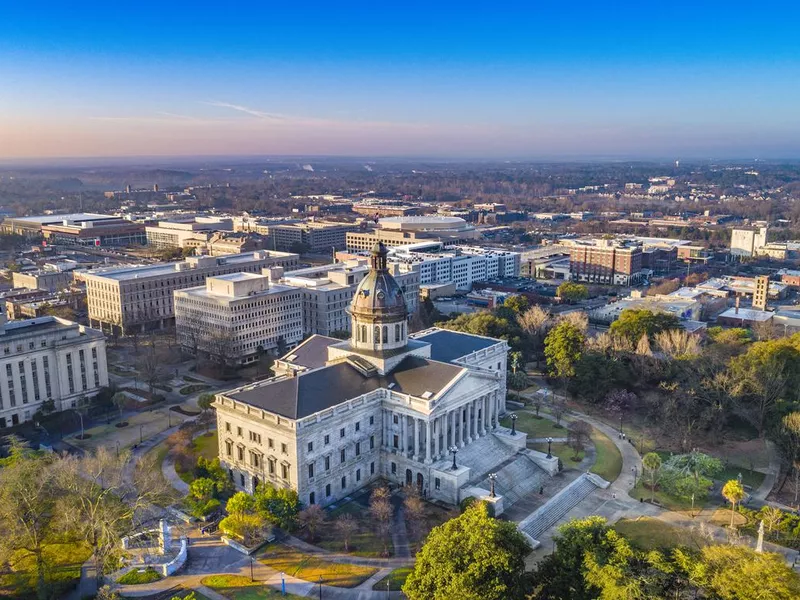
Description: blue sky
1,1,799,159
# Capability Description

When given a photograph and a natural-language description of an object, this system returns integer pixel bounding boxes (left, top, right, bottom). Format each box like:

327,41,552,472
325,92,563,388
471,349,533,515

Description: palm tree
642,452,662,503
722,479,745,528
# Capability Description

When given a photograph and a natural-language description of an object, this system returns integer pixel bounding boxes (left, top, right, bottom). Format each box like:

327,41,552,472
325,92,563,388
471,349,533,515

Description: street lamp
631,465,638,487
449,445,459,470
546,437,553,459
488,473,498,498
250,556,254,582
318,575,323,600
691,494,695,518
509,413,518,436
281,571,286,596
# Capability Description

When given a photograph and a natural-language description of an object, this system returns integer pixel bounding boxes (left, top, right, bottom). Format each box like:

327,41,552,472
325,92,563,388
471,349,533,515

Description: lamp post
449,445,458,470
250,556,254,582
139,424,144,444
546,437,553,459
281,571,286,596
116,440,120,457
488,473,497,498
318,575,322,600
631,465,638,487
691,494,695,518
509,413,518,436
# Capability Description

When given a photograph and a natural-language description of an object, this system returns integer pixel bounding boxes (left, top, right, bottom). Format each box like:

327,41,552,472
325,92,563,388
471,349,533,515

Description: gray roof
227,355,464,419
413,329,499,363
282,335,340,370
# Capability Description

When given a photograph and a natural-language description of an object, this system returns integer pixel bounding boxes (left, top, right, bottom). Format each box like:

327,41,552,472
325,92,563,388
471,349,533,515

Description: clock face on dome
377,291,385,300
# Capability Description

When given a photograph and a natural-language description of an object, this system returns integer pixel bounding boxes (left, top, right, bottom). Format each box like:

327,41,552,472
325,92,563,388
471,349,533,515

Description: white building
730,225,768,257
174,272,303,365
0,315,108,429
84,251,299,335
214,242,558,512
280,260,419,336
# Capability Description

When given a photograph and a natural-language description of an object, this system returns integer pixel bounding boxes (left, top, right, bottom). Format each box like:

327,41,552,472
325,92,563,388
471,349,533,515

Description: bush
459,496,477,513
507,371,529,391
117,567,162,585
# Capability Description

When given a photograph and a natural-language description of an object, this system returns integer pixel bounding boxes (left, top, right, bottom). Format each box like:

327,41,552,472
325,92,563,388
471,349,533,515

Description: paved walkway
753,439,781,501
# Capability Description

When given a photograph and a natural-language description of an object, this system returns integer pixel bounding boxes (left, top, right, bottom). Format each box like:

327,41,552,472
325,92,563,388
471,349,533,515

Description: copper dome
350,242,408,322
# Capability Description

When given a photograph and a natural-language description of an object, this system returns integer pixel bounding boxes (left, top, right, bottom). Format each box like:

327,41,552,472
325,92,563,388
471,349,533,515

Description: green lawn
175,431,219,484
317,501,387,557
117,567,162,585
200,575,304,600
500,412,569,438
0,541,92,599
589,428,623,482
716,465,765,490
180,384,211,395
372,566,413,592
258,544,377,588
530,441,584,468
627,481,711,513
614,517,710,551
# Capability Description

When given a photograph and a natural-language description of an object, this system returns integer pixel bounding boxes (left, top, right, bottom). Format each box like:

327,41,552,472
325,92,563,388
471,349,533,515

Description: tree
659,451,722,501
335,514,358,552
722,479,745,528
186,477,221,518
403,502,531,600
700,544,800,600
112,392,127,420
220,492,264,546
551,395,567,426
369,486,393,556
544,321,585,379
0,451,58,600
566,421,591,459
197,393,215,413
609,309,680,344
136,341,167,400
517,305,551,366
253,484,300,530
509,350,523,374
504,295,530,314
781,411,800,504
297,504,325,542
403,485,426,551
642,452,662,502
556,282,588,304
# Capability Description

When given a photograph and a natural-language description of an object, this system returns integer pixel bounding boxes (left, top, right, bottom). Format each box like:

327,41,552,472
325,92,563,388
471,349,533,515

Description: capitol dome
350,242,409,352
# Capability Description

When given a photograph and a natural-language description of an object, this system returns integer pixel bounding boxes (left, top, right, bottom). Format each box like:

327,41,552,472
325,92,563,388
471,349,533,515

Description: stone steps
518,473,599,541
474,454,549,507
452,432,518,479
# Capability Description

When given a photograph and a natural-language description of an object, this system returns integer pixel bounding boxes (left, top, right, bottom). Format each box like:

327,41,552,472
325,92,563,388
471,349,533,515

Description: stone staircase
518,473,600,541
474,454,549,507
450,432,518,479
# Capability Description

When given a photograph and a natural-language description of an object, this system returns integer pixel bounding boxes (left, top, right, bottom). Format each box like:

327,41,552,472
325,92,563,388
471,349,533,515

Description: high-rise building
84,251,299,335
730,225,768,257
564,238,644,286
753,275,770,311
174,273,303,365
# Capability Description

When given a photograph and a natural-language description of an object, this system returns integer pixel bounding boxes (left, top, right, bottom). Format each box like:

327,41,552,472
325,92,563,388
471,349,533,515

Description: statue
756,519,764,553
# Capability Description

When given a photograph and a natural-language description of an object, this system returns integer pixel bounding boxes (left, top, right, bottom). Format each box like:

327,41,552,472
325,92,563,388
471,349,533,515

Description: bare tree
335,513,358,552
517,306,551,366
136,339,167,400
566,420,592,459
297,504,325,542
560,311,588,334
402,486,425,551
551,394,567,426
369,486,393,557
654,329,701,359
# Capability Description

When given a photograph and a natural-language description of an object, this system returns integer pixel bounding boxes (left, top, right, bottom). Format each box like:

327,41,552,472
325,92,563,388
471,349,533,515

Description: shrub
117,567,162,585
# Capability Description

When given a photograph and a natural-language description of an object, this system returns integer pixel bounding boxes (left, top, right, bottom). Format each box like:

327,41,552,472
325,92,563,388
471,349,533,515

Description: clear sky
1,1,799,159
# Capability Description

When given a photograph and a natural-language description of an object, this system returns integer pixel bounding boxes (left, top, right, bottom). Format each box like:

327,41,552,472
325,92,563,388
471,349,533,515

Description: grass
180,384,211,396
200,575,304,600
589,427,623,482
317,501,387,557
0,540,92,599
627,481,708,512
117,567,162,585
614,517,710,551
500,412,569,438
530,441,585,468
372,566,412,592
258,543,377,588
716,465,765,490
176,431,219,484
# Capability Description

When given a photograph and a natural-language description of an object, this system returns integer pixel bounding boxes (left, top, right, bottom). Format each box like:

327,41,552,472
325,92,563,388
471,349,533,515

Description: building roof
281,335,340,370
412,329,499,363
6,213,117,225
718,307,773,323
227,355,464,419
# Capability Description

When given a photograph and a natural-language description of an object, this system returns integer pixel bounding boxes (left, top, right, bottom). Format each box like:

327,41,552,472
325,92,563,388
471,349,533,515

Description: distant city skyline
1,1,799,159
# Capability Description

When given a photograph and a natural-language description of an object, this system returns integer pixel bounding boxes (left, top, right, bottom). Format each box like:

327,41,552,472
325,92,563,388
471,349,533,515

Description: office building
84,251,299,335
174,273,303,365
563,238,645,286
2,213,121,238
214,243,556,511
12,262,78,292
280,260,420,336
263,221,358,253
0,314,108,429
145,217,234,249
346,216,479,252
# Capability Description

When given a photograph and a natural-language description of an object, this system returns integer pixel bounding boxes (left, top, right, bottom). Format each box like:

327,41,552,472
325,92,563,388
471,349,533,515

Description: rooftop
6,213,117,225
412,329,500,363
718,307,773,322
226,355,464,419
279,335,340,370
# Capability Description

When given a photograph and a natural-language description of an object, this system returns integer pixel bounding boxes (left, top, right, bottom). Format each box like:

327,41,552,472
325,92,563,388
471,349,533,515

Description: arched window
382,326,388,343
374,325,380,343
395,324,401,341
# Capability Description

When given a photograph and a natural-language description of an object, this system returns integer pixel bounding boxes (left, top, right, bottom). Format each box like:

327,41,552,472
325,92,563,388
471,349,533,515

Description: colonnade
383,391,503,464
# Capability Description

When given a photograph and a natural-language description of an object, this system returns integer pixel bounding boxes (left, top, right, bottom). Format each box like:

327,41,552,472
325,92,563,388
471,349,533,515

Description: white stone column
412,417,418,460
432,416,438,459
401,415,407,457
480,396,487,435
447,410,453,447
460,407,467,447
426,420,433,464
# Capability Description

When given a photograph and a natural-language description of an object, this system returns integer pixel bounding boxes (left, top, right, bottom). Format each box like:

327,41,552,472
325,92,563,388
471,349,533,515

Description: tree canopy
544,320,585,379
609,309,680,344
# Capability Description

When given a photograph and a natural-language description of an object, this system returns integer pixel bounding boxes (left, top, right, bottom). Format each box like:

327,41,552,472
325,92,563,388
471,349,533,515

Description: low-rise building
778,269,800,288
11,262,79,292
589,291,703,326
174,273,303,365
84,251,300,335
0,314,108,429
145,217,234,249
730,225,768,257
263,221,359,253
562,238,645,286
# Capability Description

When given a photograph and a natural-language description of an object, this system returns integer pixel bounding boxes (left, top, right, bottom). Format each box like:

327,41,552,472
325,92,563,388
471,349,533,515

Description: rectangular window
42,356,51,399
325,456,330,471
237,426,243,437
237,447,244,461
340,448,346,463
393,435,398,448
369,415,374,426
370,462,375,475
355,442,361,456
340,427,345,438
269,459,275,475
226,422,231,432
355,421,360,432
341,476,346,490
281,464,289,479
393,414,398,424
18,361,27,405
308,463,314,479
324,434,330,445
281,443,287,454
435,478,441,490
370,435,374,450
268,438,274,448
391,462,397,474
326,484,331,497
307,441,313,452
356,468,361,482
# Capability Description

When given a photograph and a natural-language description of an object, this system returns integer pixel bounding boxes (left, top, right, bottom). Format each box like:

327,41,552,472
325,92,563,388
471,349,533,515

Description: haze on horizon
1,1,799,161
